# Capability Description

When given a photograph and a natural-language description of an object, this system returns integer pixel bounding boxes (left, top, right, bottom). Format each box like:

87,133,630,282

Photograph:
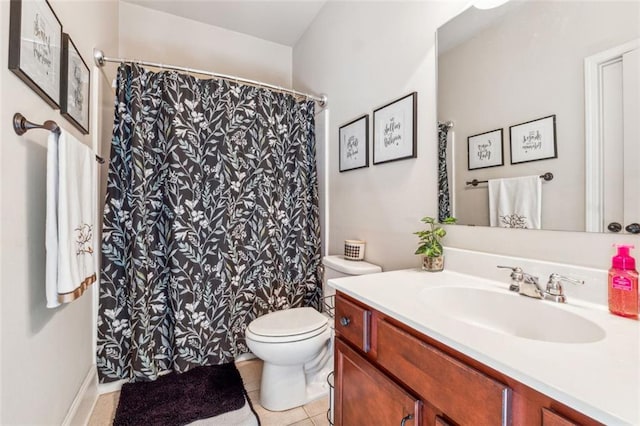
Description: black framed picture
509,115,557,164
373,92,417,165
339,115,369,172
61,33,90,134
8,0,63,108
467,128,504,170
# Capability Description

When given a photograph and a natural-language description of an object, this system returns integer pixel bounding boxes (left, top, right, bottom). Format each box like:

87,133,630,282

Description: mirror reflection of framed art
467,128,504,170
509,115,557,165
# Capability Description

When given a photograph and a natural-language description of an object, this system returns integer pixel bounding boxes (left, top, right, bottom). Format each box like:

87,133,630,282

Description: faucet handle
544,273,584,303
497,265,524,291
497,265,523,274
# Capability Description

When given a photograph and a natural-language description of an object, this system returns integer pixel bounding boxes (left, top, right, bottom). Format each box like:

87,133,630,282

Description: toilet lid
248,307,328,337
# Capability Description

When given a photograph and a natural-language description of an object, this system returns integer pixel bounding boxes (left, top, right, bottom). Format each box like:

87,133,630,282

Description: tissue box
344,240,365,261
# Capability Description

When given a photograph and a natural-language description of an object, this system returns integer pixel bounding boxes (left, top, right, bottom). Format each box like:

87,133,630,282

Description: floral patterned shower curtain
97,64,321,383
438,123,452,222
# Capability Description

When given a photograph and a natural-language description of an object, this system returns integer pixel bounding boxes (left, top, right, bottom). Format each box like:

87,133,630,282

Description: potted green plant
414,216,457,272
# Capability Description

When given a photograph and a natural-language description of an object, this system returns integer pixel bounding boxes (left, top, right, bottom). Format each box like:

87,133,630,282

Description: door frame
585,39,640,232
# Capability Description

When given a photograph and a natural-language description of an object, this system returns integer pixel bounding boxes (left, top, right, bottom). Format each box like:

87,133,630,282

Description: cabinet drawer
377,319,511,426
335,294,371,352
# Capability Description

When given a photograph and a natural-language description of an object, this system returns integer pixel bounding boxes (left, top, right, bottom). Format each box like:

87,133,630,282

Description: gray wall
293,0,638,272
0,1,118,423
438,1,640,230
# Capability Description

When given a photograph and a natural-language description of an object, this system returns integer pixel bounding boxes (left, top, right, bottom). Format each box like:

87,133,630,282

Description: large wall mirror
437,0,639,233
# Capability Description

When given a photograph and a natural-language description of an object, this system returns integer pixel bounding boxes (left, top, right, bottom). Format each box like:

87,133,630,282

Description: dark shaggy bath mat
113,363,260,426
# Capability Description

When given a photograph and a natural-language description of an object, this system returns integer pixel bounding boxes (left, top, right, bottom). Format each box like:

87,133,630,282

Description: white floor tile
311,412,331,426
302,395,329,418
253,405,308,426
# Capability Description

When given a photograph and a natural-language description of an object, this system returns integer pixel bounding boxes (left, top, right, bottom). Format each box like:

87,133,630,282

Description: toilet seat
247,307,329,343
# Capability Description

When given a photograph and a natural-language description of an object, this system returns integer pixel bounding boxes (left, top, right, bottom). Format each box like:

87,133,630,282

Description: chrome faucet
496,265,524,292
542,273,584,303
497,265,544,299
498,266,585,303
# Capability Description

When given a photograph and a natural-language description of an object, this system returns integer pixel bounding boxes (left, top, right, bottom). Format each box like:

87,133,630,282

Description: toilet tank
321,255,382,301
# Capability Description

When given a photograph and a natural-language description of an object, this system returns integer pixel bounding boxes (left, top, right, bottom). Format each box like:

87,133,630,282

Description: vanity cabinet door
376,318,511,426
434,415,454,426
541,408,580,426
335,338,420,426
335,294,372,353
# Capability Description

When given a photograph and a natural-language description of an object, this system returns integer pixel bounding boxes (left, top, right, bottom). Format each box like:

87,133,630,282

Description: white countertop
329,269,640,425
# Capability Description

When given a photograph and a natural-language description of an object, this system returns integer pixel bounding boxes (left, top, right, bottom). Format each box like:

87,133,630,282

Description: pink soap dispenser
608,244,639,319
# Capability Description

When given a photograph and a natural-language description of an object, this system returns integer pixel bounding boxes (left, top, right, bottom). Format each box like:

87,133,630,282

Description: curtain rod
93,49,327,107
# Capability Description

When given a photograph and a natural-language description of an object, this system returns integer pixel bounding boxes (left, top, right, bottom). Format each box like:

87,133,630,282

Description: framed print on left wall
61,33,90,134
8,0,63,108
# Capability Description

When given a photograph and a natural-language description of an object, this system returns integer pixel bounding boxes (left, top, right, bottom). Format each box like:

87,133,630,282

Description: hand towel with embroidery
46,129,97,308
488,175,541,229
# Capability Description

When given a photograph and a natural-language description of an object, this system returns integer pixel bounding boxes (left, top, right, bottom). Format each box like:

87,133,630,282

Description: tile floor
88,359,331,426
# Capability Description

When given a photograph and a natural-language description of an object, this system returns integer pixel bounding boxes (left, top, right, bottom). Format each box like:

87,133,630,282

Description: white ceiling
121,0,327,47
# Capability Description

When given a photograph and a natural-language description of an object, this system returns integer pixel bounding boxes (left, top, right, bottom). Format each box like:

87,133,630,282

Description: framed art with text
9,0,63,108
373,92,417,165
467,128,504,170
339,114,369,172
61,33,90,134
509,115,557,164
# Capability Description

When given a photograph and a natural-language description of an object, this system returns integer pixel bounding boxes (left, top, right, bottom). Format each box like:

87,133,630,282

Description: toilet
245,255,382,412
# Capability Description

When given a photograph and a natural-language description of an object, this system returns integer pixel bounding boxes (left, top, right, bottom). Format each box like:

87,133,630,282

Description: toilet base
259,363,307,411
259,360,333,412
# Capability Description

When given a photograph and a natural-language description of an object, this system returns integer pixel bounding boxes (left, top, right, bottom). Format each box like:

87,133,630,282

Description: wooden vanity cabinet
541,408,580,426
334,292,601,426
335,339,420,426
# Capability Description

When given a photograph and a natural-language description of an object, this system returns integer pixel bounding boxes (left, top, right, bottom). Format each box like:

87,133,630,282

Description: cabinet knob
340,317,350,327
400,414,414,426
608,222,622,233
625,223,640,234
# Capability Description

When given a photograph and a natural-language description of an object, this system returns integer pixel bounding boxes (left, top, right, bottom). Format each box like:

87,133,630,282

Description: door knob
340,317,350,326
625,223,640,234
608,222,622,232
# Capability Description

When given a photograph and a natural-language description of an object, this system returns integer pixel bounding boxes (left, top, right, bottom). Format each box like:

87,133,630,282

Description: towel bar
466,172,553,187
13,113,105,164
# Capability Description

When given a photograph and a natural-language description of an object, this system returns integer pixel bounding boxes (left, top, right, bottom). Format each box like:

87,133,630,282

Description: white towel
46,129,97,308
488,176,541,229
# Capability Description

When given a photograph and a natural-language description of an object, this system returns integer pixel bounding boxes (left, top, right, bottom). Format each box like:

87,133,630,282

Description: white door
622,48,640,233
586,41,640,233
601,59,624,232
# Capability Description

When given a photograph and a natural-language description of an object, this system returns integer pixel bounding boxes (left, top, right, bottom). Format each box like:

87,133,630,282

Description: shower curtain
438,123,451,222
97,64,321,383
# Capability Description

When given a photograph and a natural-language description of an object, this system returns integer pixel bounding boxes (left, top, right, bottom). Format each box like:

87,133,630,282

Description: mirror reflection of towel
488,176,541,229
46,129,97,308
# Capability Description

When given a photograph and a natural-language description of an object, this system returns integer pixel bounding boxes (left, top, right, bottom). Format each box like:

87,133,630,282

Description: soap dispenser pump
608,244,639,319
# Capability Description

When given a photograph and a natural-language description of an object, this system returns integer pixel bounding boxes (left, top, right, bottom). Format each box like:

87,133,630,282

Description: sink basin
420,287,606,344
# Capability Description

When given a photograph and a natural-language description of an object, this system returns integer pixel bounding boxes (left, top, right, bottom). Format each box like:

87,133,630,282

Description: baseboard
96,353,257,395
62,365,98,426
98,378,127,395
235,352,257,363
